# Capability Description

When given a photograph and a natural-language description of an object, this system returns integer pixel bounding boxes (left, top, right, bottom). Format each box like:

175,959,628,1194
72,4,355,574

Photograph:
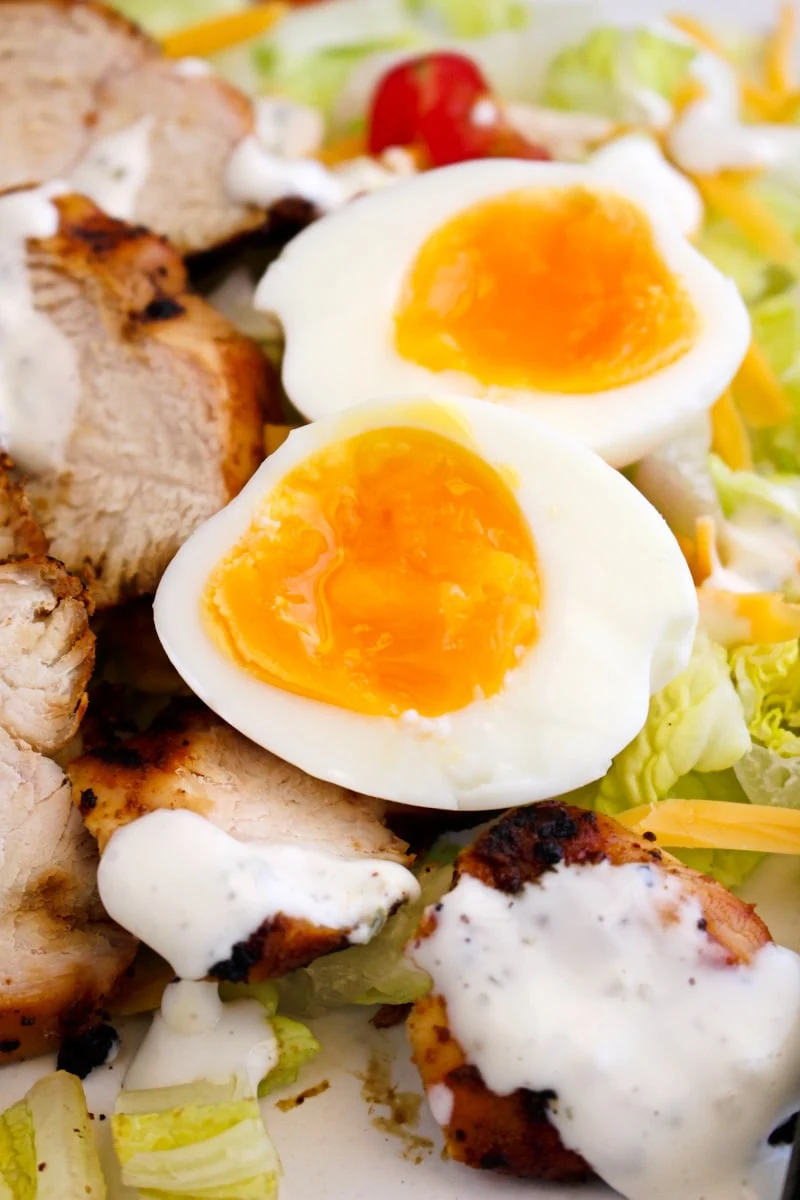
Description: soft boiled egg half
256,159,749,469
155,396,697,810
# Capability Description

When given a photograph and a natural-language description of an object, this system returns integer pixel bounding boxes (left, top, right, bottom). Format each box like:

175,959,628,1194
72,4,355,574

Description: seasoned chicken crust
22,192,275,608
70,702,411,980
408,802,771,1182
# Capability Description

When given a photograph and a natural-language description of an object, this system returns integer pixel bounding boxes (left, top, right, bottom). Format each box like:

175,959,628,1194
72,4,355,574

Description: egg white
154,396,698,811
255,159,750,469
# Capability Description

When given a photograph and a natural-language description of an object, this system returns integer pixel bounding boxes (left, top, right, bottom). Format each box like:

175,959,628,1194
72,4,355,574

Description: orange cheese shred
766,3,797,98
732,337,794,429
710,389,753,470
668,12,789,119
618,798,800,855
699,587,800,647
694,174,800,273
162,2,286,58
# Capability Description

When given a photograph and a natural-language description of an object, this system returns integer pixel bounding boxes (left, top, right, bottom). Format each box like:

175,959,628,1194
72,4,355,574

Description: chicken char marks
21,193,273,609
70,702,412,980
0,0,265,254
407,802,772,1183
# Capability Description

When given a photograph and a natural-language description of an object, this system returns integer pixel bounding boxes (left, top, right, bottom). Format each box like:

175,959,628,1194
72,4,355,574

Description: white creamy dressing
123,980,278,1096
98,807,419,980
225,136,344,211
669,53,800,176
254,97,324,160
411,861,800,1200
591,133,704,239
332,145,418,202
172,56,213,78
0,185,81,474
711,506,800,593
504,101,614,162
69,116,154,223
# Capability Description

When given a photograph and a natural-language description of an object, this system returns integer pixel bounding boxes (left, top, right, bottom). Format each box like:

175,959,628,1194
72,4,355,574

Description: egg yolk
203,427,540,718
394,186,699,394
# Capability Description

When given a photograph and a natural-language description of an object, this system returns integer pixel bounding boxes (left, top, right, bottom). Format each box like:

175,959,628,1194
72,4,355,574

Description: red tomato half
367,52,549,167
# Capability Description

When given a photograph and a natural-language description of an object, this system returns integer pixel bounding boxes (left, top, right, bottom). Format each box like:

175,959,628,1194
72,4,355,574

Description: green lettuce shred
259,1017,321,1095
110,0,239,36
275,861,453,1016
745,285,800,473
404,0,527,37
564,636,758,886
0,1072,106,1200
542,26,695,119
697,215,795,307
586,634,750,816
113,1087,279,1200
727,640,800,811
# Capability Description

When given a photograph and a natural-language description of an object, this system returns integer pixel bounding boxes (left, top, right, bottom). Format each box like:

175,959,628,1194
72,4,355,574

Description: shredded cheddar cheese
669,9,800,121
619,798,800,855
732,337,794,428
710,390,753,471
766,3,797,99
699,587,800,646
162,2,286,58
694,174,800,273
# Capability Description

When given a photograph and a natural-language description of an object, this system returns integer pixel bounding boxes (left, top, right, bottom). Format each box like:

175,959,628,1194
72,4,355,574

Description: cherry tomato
367,52,549,167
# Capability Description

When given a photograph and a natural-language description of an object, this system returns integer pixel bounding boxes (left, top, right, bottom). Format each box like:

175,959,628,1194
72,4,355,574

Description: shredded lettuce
0,1072,106,1200
214,983,320,1092
727,640,800,812
110,0,238,37
113,1083,279,1199
275,861,452,1016
746,286,800,473
404,0,527,38
542,26,695,120
697,215,794,307
564,635,759,886
259,1017,321,1095
587,634,750,815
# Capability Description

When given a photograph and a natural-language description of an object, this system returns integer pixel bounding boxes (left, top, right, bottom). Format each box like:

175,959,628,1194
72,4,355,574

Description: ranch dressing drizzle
410,861,800,1200
225,136,344,212
0,185,81,474
668,53,800,176
69,115,154,222
98,807,419,980
123,980,278,1096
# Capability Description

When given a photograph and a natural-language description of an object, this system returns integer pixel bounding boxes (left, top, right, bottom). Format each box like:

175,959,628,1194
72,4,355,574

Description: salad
3,0,800,1198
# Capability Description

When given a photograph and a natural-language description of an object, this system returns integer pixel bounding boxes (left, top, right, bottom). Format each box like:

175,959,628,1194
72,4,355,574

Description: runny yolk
394,186,699,394
203,427,541,718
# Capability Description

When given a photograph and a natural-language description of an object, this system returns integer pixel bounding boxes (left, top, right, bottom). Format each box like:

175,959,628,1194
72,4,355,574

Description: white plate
1,0,795,1196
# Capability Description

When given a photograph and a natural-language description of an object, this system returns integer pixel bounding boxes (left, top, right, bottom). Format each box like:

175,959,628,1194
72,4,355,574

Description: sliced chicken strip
75,55,266,254
407,802,772,1183
0,557,94,755
0,726,137,1063
70,702,412,979
0,0,272,254
0,0,152,193
16,191,272,608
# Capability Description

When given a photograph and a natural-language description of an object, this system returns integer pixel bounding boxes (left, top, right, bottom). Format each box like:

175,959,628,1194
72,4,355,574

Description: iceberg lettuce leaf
259,1017,321,1095
747,287,800,473
275,861,452,1016
562,637,759,886
404,0,527,38
542,27,695,119
113,1088,279,1199
589,634,751,816
0,1072,106,1200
